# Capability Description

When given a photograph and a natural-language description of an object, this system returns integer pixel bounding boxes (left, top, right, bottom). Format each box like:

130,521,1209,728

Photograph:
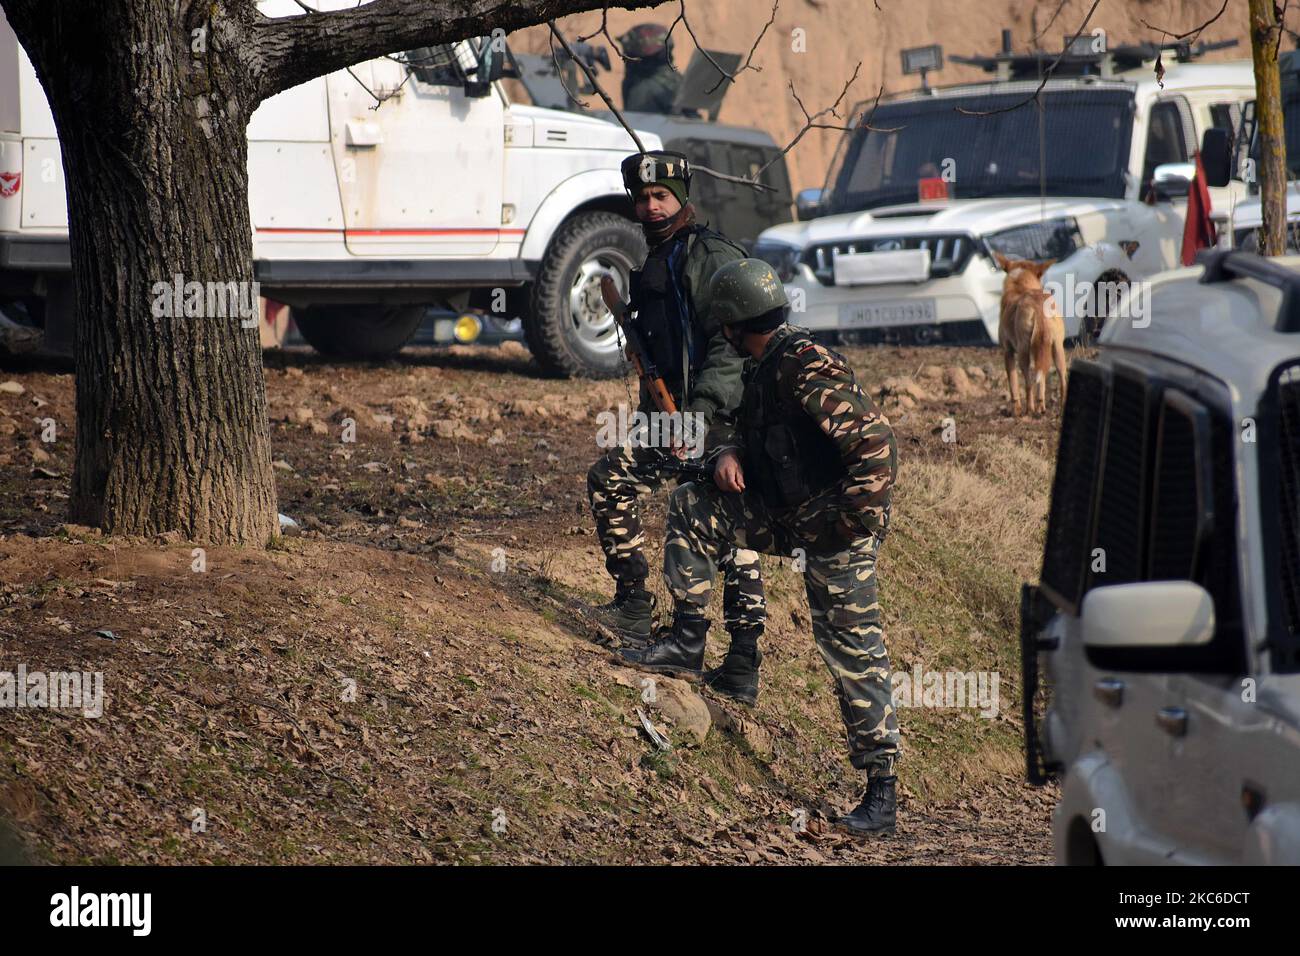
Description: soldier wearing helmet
619,23,682,114
621,258,903,837
586,151,767,669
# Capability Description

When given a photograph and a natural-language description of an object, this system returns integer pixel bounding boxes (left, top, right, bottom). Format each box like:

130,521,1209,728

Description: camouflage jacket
623,63,681,113
708,324,897,539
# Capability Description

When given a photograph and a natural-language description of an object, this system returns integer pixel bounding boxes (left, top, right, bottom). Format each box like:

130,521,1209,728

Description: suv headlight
752,242,802,282
984,217,1083,263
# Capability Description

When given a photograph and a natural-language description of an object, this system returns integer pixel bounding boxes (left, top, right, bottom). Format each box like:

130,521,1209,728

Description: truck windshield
820,88,1135,215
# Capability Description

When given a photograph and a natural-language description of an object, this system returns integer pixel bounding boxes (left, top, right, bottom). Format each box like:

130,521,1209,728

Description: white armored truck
0,0,664,376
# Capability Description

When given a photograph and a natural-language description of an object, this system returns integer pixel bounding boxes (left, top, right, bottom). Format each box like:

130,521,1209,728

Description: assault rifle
600,275,678,415
667,457,715,485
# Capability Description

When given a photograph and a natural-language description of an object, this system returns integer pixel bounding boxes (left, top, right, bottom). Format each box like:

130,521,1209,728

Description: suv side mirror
795,188,823,221
1082,581,1215,650
1201,126,1232,187
1150,162,1195,201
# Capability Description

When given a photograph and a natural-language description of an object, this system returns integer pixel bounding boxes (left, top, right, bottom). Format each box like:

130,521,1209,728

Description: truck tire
294,305,425,361
526,212,645,378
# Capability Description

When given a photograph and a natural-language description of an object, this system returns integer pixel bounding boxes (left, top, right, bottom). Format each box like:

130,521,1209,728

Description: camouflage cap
708,258,790,326
621,150,691,203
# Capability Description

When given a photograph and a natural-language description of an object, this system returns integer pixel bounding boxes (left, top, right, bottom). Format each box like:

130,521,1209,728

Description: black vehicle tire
294,304,425,361
525,211,646,378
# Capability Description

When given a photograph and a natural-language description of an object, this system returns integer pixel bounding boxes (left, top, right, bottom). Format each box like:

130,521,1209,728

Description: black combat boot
619,612,708,679
836,773,897,837
702,631,762,706
592,583,655,644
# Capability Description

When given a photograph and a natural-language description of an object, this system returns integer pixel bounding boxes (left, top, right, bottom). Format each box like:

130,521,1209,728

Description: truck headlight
984,217,1083,263
752,242,802,282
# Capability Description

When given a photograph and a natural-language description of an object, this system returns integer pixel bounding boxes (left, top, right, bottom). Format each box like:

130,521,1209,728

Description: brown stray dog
994,253,1068,417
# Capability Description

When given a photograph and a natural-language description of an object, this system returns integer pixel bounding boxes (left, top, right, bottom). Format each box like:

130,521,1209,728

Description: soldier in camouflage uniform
621,258,901,836
619,24,682,115
587,151,767,659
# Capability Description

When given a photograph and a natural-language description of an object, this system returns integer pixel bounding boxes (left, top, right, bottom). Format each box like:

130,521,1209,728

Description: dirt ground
0,340,1064,864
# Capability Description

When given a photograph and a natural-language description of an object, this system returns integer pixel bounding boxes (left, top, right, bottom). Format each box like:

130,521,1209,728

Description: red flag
1181,151,1216,266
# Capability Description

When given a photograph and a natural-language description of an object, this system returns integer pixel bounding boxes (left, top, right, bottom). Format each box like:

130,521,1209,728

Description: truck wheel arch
520,169,635,262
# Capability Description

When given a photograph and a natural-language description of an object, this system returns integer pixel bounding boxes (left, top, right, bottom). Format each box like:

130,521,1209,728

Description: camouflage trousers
587,441,766,635
663,480,900,772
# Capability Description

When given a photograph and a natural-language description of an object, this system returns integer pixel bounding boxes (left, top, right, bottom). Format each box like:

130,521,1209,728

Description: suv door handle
1093,678,1124,708
1156,707,1188,737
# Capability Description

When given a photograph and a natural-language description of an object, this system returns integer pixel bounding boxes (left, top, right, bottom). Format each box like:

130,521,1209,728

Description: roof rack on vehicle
1198,249,1300,333
951,29,1238,82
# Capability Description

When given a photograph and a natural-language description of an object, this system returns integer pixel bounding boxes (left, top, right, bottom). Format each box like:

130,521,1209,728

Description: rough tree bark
1248,0,1287,257
0,0,661,544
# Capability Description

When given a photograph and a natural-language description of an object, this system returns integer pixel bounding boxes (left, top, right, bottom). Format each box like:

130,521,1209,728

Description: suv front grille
1278,366,1300,639
802,233,976,286
1040,360,1107,611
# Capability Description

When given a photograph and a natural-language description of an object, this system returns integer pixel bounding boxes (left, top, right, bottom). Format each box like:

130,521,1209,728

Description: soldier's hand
716,450,745,493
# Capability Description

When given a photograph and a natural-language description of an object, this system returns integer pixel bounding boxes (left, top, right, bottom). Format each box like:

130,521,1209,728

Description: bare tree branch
1030,0,1069,49
1139,0,1230,44
748,66,900,186
247,0,669,105
547,19,646,151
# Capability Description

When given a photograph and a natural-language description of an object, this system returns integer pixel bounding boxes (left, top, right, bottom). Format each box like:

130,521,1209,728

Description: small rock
0,381,24,396
292,406,314,423
508,399,548,419
497,341,531,361
649,676,712,746
944,366,975,396
272,459,294,472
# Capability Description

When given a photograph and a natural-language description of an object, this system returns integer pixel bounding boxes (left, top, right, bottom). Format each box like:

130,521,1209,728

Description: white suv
1023,249,1300,865
753,45,1253,344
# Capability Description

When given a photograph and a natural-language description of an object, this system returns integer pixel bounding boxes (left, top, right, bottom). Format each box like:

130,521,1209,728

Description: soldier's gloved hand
715,450,745,493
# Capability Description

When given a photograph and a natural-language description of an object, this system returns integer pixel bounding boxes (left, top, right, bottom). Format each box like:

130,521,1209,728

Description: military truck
1021,249,1300,865
512,43,794,248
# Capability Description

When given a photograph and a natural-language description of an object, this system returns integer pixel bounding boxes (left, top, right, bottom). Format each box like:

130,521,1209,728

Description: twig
748,68,899,185
547,20,645,152
1139,0,1230,44
956,0,1103,116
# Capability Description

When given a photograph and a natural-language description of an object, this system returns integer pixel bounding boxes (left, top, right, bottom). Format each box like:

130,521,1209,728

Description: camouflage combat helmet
619,23,672,59
708,258,790,326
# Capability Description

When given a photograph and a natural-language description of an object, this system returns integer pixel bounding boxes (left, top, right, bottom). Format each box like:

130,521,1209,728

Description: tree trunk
1249,0,1288,257
6,0,278,543
2,0,663,545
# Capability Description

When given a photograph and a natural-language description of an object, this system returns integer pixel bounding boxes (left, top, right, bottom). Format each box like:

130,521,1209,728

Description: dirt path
0,342,1061,864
